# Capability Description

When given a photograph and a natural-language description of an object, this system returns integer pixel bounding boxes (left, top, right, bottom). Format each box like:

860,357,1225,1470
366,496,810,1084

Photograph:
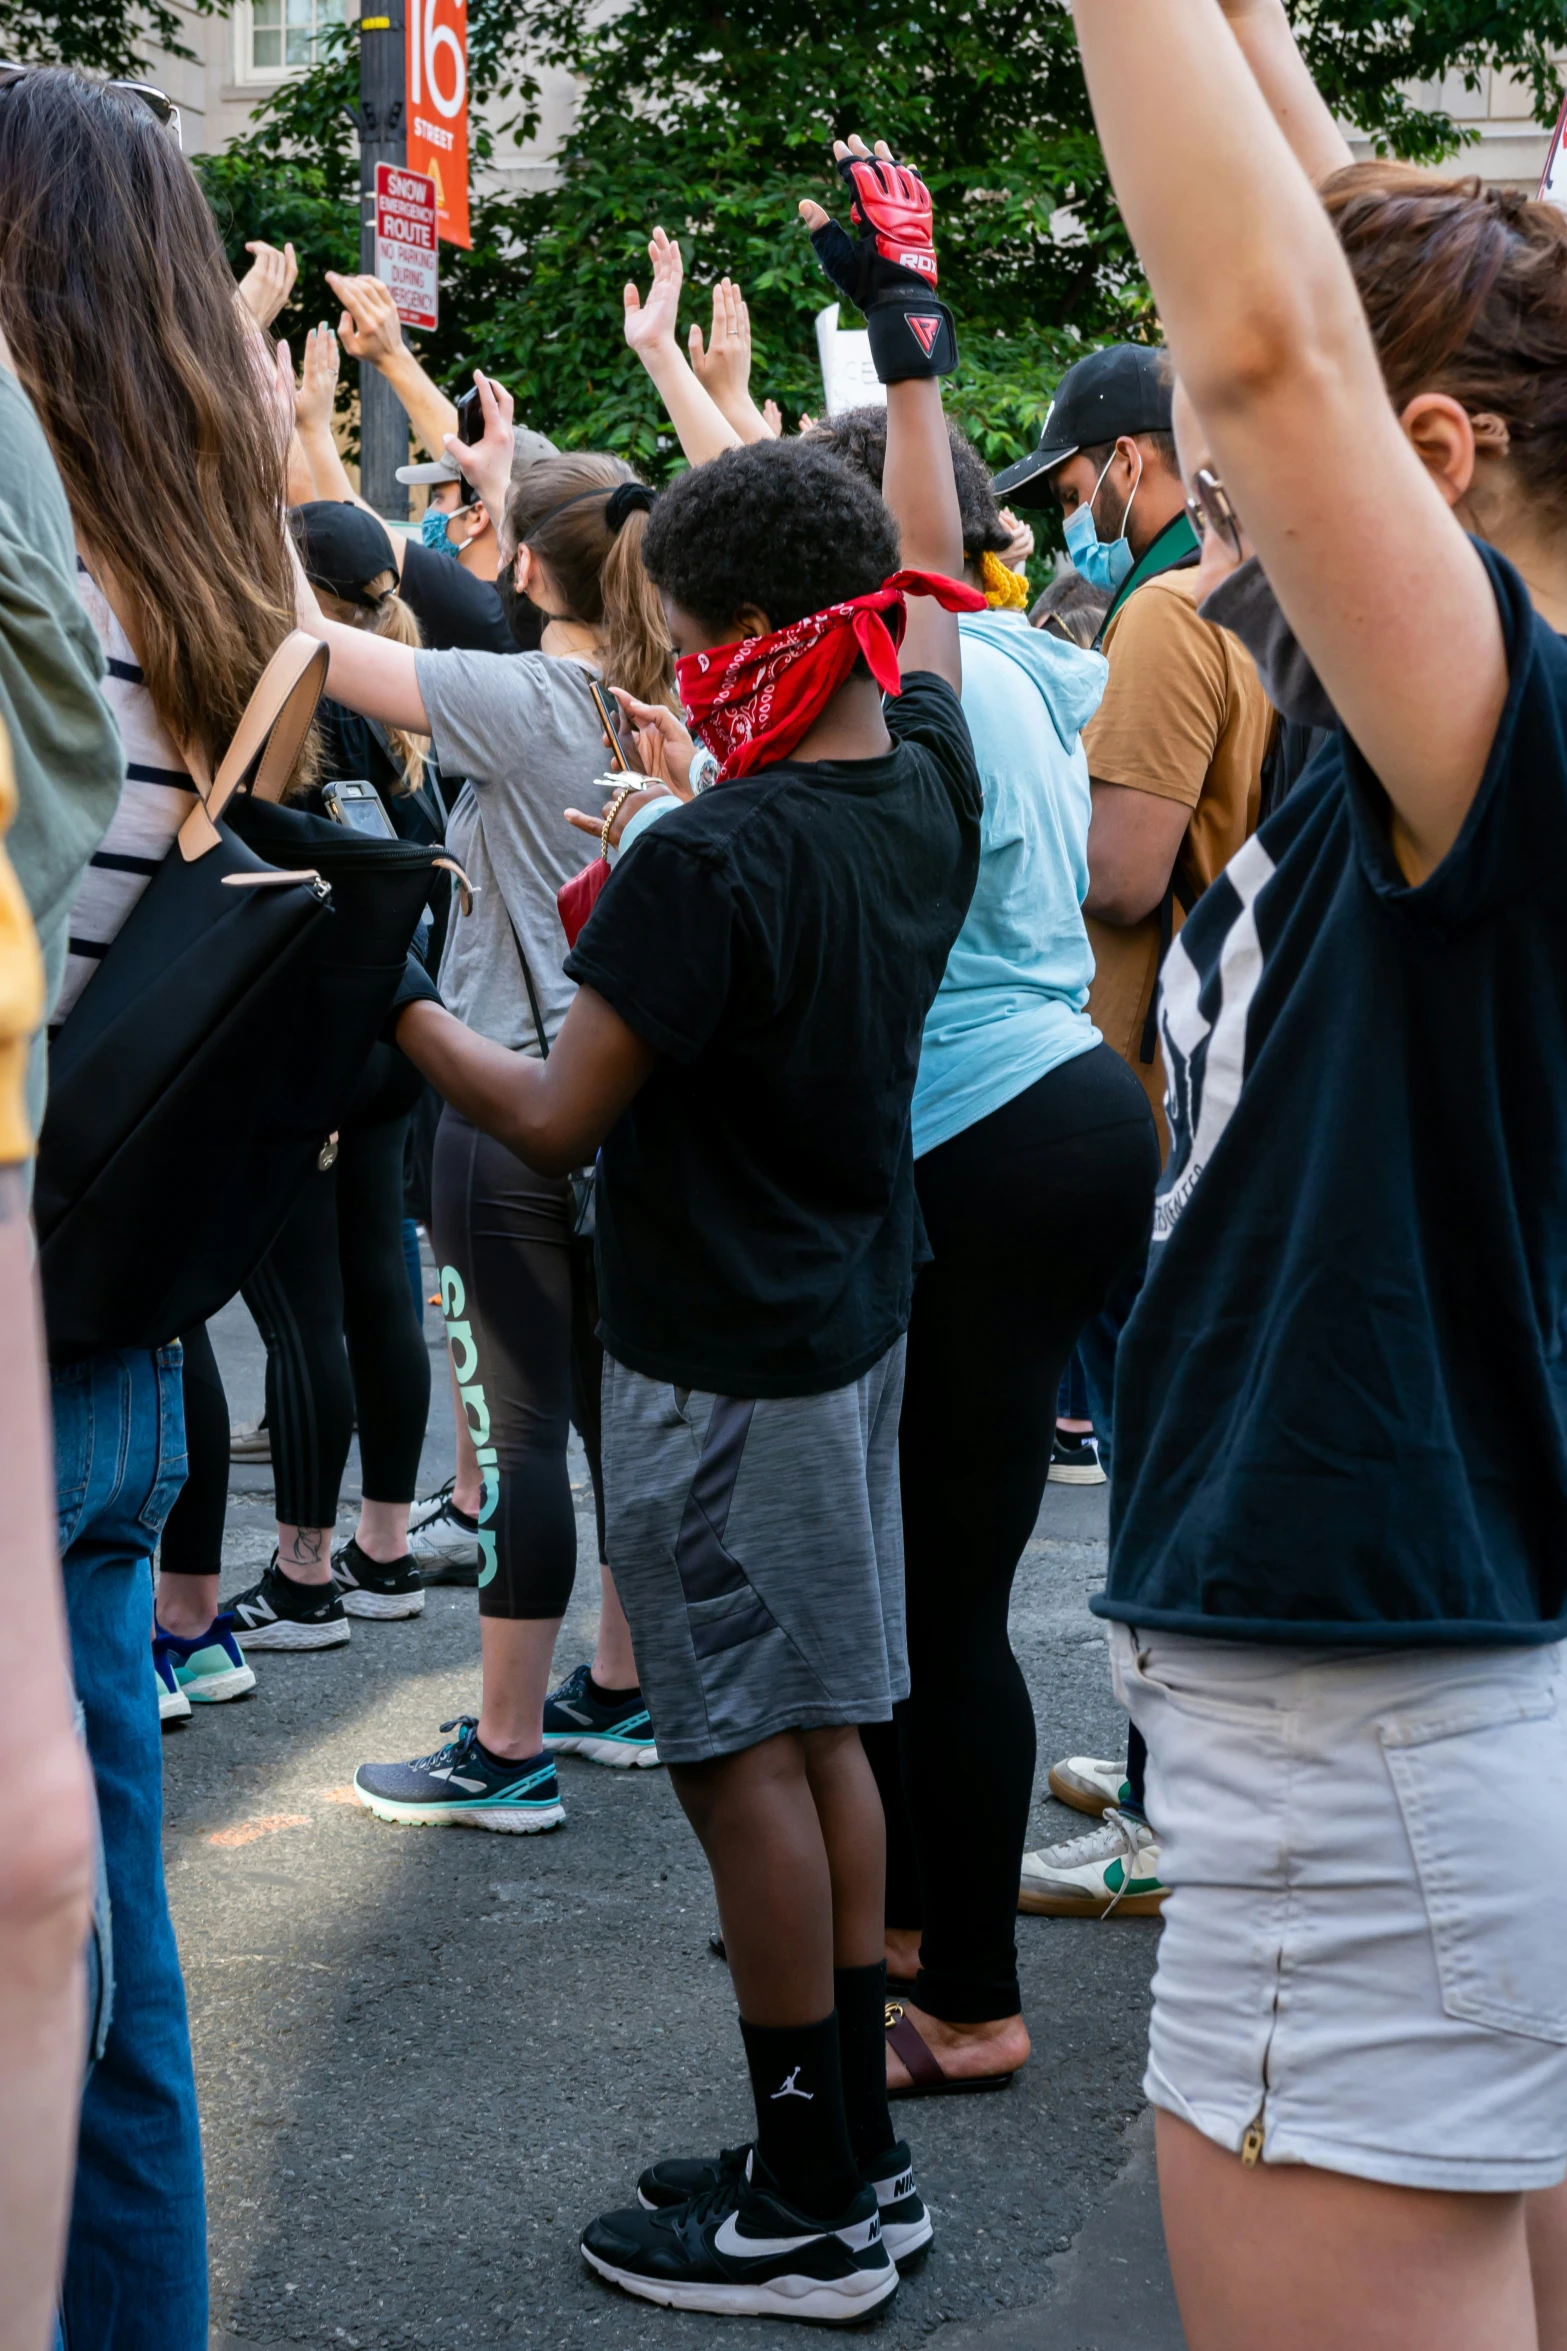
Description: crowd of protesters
3,0,1567,2342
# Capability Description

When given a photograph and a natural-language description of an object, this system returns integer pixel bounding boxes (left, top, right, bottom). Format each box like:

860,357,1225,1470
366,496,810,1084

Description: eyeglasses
1185,465,1244,565
0,61,181,146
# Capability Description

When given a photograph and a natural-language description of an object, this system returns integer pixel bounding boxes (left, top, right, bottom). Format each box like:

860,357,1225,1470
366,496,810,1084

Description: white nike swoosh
712,2213,823,2261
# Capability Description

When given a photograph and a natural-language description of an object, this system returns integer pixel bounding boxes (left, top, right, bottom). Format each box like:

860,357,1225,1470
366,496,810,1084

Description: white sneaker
1019,1808,1166,1917
405,1481,481,1585
1047,1753,1131,1817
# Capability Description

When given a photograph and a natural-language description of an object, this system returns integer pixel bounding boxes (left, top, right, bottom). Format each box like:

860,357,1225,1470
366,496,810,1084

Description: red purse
556,855,610,947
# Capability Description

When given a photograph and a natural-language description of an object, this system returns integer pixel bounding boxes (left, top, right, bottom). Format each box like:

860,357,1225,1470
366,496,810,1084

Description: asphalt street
169,1272,1180,2351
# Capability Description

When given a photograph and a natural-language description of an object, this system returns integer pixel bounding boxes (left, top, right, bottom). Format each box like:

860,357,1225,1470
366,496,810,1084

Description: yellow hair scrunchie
981,548,1030,611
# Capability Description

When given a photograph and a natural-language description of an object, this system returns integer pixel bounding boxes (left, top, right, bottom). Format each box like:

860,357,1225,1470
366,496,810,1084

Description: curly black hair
640,438,899,632
804,406,1013,564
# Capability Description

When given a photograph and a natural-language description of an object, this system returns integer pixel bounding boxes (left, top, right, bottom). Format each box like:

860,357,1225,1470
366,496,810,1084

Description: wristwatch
688,746,718,796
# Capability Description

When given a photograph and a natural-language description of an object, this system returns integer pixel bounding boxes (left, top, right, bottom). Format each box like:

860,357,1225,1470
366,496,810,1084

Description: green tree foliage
0,0,205,75
197,0,1567,485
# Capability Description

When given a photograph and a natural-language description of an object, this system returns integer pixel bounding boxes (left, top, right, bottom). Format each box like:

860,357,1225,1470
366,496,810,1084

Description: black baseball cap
288,501,399,607
992,344,1173,509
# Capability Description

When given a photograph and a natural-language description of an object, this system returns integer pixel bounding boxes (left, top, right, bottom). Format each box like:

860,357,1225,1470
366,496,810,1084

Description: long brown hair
504,454,675,708
0,68,300,769
1322,162,1567,520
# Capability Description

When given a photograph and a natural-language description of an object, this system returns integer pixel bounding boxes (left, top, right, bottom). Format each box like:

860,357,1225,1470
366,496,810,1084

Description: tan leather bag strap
178,632,329,861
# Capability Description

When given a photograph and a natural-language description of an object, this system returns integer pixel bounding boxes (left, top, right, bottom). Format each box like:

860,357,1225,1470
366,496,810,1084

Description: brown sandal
884,2001,1018,2099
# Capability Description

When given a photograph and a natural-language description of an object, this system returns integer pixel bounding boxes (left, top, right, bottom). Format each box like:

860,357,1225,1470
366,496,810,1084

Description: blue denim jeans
53,1344,206,2351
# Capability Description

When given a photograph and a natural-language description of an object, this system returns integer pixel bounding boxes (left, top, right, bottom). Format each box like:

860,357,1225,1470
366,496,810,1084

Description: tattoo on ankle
282,1529,324,1566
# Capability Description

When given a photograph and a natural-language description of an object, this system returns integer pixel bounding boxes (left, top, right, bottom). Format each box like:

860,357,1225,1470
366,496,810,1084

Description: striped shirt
55,562,197,1023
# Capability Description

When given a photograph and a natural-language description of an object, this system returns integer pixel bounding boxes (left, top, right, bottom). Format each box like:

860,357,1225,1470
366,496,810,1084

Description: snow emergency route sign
374,163,439,331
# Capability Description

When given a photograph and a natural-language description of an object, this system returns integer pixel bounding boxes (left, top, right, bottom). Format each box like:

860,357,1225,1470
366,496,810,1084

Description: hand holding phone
588,678,643,775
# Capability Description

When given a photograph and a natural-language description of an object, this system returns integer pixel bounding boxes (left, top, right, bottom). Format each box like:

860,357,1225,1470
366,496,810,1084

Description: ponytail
371,589,431,794
504,453,676,711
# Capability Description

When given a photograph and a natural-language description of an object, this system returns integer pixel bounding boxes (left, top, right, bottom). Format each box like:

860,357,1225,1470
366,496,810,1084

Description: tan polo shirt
1082,570,1273,1152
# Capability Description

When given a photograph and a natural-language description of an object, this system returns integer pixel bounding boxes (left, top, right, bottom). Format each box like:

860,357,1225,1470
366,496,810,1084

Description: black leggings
160,1322,231,1579
431,1107,603,1620
242,1109,430,1527
862,1044,1159,2023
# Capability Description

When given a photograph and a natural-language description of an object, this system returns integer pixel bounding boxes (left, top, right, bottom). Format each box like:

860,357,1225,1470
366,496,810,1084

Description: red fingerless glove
809,148,958,382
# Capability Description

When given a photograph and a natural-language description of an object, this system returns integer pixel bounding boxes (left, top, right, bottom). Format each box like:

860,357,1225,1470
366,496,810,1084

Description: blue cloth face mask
420,505,461,560
1062,448,1142,595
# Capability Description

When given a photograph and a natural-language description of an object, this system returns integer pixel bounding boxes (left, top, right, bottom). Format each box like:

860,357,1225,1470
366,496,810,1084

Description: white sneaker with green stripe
1047,1753,1132,1816
1018,1808,1166,1917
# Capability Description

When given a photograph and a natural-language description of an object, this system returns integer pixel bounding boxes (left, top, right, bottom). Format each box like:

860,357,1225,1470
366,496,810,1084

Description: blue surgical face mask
420,505,461,560
1062,448,1143,594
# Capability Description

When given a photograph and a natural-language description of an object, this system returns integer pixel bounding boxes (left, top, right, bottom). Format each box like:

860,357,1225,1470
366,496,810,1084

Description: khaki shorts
1112,1621,1567,2192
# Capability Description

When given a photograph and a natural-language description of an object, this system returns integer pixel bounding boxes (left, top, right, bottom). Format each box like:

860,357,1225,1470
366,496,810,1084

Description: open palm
623,226,685,355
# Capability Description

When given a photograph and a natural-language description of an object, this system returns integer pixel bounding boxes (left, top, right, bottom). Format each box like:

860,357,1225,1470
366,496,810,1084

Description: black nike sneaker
542,1662,659,1769
582,2159,896,2320
331,1537,425,1620
637,2139,932,2265
227,1558,350,1651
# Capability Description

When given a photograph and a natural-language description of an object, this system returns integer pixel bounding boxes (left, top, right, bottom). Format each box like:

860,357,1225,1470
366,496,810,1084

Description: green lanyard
1095,509,1201,645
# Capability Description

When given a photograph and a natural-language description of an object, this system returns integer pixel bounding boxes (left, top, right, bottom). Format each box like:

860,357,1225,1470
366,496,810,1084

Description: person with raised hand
688,276,777,443
1068,3,1567,2346
622,226,744,465
390,128,981,2324
326,267,460,463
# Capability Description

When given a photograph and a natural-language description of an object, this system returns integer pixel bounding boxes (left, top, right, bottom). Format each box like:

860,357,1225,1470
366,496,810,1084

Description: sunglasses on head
0,60,181,146
1185,465,1244,565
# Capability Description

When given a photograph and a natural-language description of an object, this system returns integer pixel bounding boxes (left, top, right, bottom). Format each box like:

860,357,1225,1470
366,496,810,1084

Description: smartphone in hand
588,678,642,775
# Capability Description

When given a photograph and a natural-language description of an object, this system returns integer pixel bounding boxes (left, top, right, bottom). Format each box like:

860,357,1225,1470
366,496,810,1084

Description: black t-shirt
564,671,982,1397
400,538,515,655
1098,546,1567,1646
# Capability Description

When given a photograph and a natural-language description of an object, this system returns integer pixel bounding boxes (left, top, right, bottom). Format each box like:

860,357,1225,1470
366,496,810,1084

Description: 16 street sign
374,162,438,330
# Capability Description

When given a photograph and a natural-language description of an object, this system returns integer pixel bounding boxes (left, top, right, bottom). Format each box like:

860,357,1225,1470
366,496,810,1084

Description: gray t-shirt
417,648,612,1054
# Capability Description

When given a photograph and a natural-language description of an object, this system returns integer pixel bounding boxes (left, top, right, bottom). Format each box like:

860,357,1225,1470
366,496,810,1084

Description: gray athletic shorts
600,1342,908,1765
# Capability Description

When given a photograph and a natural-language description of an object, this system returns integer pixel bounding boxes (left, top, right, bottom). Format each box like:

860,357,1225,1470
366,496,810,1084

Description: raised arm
623,229,743,468
326,271,460,460
1214,0,1353,185
293,323,357,504
1070,0,1504,881
801,136,964,689
688,280,776,445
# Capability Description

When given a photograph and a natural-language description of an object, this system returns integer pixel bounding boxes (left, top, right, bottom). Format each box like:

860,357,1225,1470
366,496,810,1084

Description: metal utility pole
357,7,408,519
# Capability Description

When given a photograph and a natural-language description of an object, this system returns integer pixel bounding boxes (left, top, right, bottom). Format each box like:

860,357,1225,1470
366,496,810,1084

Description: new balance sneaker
154,1612,257,1705
406,1480,481,1586
582,2160,896,2321
229,1418,271,1464
637,2141,931,2266
1047,1429,1106,1485
542,1662,659,1769
331,1538,425,1620
1047,1753,1131,1817
353,1717,565,1833
154,1643,191,1724
226,1559,351,1651
1018,1808,1166,1917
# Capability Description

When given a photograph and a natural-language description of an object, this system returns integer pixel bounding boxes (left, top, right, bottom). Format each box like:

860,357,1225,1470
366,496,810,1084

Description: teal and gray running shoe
353,1716,565,1833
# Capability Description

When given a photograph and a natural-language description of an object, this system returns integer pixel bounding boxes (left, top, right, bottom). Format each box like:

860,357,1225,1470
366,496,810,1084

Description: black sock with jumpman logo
738,2011,863,2220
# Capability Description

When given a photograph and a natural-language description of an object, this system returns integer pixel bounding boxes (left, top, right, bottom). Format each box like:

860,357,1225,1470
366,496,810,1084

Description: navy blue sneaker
353,1717,565,1833
543,1663,659,1769
637,2140,932,2265
582,2159,896,2320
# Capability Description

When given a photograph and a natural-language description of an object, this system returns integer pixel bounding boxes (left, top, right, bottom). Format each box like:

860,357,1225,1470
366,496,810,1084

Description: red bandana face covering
675,568,986,781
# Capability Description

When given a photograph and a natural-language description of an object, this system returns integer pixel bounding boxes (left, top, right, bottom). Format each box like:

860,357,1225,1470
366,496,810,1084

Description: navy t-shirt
564,672,981,1399
1097,546,1567,1645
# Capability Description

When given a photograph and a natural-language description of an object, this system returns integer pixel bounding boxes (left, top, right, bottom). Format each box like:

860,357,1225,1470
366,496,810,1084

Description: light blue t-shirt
910,609,1106,1157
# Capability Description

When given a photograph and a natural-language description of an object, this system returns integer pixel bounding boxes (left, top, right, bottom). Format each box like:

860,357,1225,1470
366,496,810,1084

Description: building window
244,0,345,79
